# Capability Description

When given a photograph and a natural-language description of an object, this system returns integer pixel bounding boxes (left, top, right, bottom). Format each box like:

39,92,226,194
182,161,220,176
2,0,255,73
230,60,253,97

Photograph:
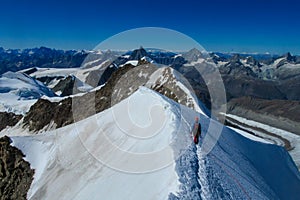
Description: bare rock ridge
129,47,148,60
23,98,73,131
0,112,22,131
0,136,34,200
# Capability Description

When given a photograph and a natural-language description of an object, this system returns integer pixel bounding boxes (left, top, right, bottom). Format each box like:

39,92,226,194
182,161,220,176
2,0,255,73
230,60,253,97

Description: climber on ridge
191,116,201,144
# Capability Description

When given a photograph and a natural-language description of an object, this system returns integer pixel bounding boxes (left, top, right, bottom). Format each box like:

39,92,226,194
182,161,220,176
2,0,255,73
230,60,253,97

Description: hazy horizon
0,45,297,56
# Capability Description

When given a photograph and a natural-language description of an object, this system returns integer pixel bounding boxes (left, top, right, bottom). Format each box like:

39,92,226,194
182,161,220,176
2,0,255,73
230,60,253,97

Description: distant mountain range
1,46,299,75
0,47,87,75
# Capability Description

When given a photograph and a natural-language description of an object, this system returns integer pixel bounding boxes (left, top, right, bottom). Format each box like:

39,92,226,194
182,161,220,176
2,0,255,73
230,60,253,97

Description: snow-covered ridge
8,87,300,199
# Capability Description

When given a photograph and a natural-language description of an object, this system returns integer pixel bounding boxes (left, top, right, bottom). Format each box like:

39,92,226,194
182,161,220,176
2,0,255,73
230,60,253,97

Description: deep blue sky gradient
1,0,300,54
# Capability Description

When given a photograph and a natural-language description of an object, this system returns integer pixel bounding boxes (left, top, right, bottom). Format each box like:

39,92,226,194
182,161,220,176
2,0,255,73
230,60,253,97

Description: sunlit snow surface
8,87,300,199
0,71,55,114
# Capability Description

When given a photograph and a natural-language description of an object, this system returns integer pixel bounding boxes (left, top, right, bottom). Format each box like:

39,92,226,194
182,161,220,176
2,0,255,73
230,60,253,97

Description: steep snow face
0,72,55,114
10,87,300,200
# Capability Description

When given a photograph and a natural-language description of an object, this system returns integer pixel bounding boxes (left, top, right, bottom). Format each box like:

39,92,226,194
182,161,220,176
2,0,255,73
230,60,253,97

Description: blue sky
1,0,300,54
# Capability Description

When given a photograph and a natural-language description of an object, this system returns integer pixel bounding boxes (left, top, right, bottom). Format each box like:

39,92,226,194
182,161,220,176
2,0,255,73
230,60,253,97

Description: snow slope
225,113,300,170
9,87,300,199
0,71,55,114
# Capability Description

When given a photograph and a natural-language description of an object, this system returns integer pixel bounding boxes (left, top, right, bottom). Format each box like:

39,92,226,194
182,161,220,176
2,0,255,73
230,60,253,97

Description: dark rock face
0,112,22,131
97,64,118,86
37,76,64,86
23,98,73,131
174,64,211,110
83,62,118,88
51,75,88,97
284,52,296,63
0,136,34,200
129,47,148,60
52,76,76,96
22,67,38,75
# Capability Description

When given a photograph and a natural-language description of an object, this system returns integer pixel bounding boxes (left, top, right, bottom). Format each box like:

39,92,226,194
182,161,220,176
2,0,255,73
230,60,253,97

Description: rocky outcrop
0,112,22,131
52,76,75,96
96,64,118,86
22,67,38,75
0,136,34,200
23,98,73,131
147,67,200,111
51,75,89,96
37,75,64,86
129,47,148,60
